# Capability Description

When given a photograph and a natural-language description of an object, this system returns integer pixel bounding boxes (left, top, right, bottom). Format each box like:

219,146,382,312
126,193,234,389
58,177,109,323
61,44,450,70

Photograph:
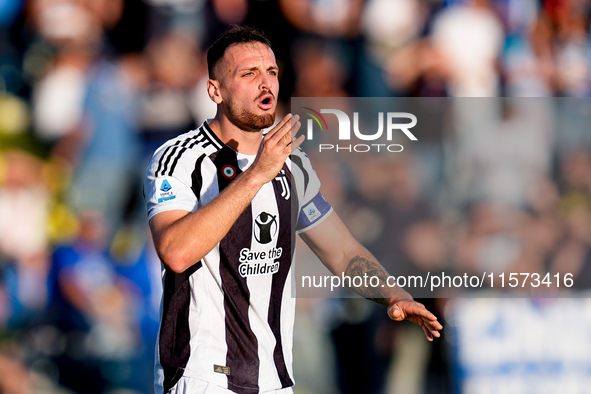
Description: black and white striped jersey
144,121,332,394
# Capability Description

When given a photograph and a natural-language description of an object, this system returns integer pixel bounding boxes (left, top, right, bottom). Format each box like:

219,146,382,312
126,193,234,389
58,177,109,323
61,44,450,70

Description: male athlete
145,26,442,394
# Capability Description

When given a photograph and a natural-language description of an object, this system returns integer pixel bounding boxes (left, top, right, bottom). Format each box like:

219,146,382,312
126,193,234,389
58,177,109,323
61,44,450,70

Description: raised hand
250,113,304,184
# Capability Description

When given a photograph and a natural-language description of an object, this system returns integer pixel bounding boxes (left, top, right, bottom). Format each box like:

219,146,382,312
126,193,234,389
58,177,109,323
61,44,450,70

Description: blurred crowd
0,0,590,393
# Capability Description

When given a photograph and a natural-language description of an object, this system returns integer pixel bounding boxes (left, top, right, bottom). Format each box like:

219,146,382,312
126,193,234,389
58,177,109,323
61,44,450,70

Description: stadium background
0,0,591,393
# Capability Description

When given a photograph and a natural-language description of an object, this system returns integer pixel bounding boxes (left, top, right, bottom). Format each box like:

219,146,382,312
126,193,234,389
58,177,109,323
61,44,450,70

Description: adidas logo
213,364,230,376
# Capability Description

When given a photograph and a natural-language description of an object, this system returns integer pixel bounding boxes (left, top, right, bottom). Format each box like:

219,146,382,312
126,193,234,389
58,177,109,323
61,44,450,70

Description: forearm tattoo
344,256,391,306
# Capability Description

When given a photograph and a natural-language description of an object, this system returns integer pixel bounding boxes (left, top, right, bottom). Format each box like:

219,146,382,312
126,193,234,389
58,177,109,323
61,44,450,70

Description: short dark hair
207,25,272,79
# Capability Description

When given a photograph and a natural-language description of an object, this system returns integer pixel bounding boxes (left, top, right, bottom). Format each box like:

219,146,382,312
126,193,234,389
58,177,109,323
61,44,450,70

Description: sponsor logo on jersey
238,247,283,277
254,211,277,244
213,364,231,376
158,179,176,203
304,202,321,222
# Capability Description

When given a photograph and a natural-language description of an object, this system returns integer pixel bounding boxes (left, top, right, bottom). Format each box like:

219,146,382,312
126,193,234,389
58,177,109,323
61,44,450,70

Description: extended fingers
422,322,434,341
391,300,443,341
414,305,443,332
422,318,442,341
417,307,438,322
271,114,300,145
290,134,306,153
265,113,293,139
286,119,302,145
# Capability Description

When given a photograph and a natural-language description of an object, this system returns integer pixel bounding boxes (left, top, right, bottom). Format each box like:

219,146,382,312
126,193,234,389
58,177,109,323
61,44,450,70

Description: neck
208,115,263,155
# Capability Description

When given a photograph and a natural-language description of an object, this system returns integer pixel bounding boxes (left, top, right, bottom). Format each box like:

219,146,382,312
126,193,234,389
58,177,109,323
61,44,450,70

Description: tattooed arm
300,212,442,341
343,255,409,306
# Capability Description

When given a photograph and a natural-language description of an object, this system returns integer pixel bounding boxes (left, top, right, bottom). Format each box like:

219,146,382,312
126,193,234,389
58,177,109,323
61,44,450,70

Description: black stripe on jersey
190,153,206,202
215,148,260,393
268,164,296,388
203,121,224,150
220,217,260,394
166,133,204,176
289,154,309,195
159,261,203,393
157,135,198,178
157,124,219,178
156,141,180,177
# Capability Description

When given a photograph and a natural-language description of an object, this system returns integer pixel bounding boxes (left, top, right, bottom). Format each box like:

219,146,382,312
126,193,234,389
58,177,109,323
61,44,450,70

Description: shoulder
147,122,223,178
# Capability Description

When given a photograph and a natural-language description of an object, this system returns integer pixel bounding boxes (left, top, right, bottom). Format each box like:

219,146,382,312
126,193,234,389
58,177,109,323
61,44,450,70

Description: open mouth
258,94,274,110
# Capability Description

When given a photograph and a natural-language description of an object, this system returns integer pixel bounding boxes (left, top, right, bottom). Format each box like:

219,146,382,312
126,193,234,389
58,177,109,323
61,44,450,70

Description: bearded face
214,42,279,132
224,89,276,131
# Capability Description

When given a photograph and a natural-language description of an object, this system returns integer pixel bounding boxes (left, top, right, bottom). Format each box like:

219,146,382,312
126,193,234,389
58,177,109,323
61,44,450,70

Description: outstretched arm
300,212,442,341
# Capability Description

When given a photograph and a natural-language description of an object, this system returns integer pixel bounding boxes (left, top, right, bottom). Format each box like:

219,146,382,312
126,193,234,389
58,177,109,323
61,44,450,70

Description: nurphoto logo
303,107,418,153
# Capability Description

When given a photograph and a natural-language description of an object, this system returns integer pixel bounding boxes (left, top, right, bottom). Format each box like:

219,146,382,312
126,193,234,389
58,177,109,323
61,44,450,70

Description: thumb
389,304,404,321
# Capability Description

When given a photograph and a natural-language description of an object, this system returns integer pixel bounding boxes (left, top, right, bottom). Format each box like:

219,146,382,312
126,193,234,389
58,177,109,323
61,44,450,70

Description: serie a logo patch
304,202,321,222
160,179,172,192
158,179,176,203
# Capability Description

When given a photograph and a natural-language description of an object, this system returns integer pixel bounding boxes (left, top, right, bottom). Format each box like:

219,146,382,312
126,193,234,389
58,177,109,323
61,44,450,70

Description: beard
225,92,276,131
228,106,275,131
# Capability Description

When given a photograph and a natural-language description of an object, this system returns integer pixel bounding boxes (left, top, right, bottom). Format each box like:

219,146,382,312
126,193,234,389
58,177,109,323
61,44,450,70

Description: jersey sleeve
144,146,199,221
290,148,333,234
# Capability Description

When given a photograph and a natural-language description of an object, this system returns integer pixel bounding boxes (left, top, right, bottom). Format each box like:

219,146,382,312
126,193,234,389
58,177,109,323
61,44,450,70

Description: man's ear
207,79,223,104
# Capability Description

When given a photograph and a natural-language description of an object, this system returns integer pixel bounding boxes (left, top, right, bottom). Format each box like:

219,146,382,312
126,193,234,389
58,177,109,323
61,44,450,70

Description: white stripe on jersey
199,158,221,206
280,263,296,381
186,251,228,389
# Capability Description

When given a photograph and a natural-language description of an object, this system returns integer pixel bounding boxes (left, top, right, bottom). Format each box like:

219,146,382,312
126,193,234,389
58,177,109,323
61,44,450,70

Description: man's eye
268,71,277,76
243,72,253,77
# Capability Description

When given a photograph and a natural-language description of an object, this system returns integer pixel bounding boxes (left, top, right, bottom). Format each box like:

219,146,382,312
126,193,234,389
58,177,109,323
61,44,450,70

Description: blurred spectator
547,0,591,97
29,0,101,142
28,0,144,243
359,0,427,96
64,57,142,243
292,38,350,98
503,14,555,96
280,0,364,38
139,29,214,154
49,210,140,393
0,150,51,328
430,0,504,96
280,0,364,97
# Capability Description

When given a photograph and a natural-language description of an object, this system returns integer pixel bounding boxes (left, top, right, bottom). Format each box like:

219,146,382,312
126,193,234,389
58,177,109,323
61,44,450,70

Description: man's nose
259,73,272,90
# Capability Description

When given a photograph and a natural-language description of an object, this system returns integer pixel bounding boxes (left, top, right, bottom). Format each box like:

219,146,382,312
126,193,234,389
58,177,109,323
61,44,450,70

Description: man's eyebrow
236,65,279,73
237,66,258,72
